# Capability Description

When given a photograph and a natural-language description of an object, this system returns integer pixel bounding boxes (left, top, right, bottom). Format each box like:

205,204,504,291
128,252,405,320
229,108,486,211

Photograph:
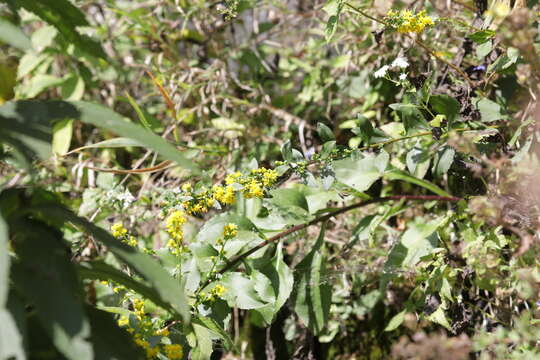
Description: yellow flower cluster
385,9,434,34
164,344,184,360
223,223,238,238
201,283,227,303
165,210,187,242
212,284,226,297
212,184,236,205
224,167,279,198
110,223,139,247
135,335,159,359
133,298,145,320
111,223,128,238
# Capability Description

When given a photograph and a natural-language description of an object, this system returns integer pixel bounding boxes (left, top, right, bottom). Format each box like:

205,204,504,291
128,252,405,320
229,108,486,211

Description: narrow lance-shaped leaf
78,261,182,314
0,100,199,173
30,205,190,322
10,222,93,360
292,222,332,335
0,214,8,306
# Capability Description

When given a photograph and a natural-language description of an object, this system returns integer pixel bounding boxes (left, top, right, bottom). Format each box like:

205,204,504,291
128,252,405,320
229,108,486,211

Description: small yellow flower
111,223,127,238
225,171,242,185
126,236,138,247
244,179,264,198
385,9,434,34
165,210,186,242
155,328,170,336
213,185,236,205
117,316,129,327
212,284,226,297
223,223,238,238
181,182,192,192
164,344,184,360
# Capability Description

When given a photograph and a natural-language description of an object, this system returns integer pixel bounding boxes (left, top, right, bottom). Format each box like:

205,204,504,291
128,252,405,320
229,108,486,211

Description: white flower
399,73,407,81
391,57,409,69
117,190,136,208
374,65,390,78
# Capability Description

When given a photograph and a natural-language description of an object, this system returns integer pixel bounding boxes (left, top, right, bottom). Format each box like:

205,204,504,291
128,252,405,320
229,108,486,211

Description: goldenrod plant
0,0,539,359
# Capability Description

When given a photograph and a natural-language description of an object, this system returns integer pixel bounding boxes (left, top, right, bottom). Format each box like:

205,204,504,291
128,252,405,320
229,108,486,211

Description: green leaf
468,30,496,44
0,17,32,51
125,92,152,131
353,115,388,144
0,308,26,360
67,137,145,154
292,223,332,335
0,214,8,306
20,74,65,98
192,323,214,360
385,217,448,270
323,0,344,41
406,145,431,179
474,97,503,122
192,316,234,351
317,122,335,142
10,222,93,360
334,152,388,192
429,95,460,127
13,0,107,59
385,169,453,197
427,306,452,331
78,261,183,314
252,242,294,324
0,100,199,173
432,145,455,178
52,118,73,155
220,272,267,309
389,103,429,134
476,40,492,59
384,310,406,332
86,306,145,360
30,204,190,322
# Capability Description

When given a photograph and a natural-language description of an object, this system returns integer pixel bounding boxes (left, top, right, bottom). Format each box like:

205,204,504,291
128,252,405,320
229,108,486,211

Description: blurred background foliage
1,0,540,359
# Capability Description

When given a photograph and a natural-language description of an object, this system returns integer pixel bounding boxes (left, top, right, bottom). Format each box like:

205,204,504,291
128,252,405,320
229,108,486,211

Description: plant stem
198,194,460,290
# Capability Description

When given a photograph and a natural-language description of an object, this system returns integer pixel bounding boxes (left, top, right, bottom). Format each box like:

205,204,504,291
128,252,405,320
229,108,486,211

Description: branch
208,194,460,284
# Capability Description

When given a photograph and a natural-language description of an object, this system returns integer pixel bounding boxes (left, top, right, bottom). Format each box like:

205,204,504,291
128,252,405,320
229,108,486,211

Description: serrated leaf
427,306,452,331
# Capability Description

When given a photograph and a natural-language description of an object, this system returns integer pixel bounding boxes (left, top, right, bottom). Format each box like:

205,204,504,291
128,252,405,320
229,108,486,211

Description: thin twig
344,2,474,87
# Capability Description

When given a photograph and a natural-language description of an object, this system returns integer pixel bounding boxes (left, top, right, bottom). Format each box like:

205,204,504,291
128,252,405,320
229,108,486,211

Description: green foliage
0,0,539,359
